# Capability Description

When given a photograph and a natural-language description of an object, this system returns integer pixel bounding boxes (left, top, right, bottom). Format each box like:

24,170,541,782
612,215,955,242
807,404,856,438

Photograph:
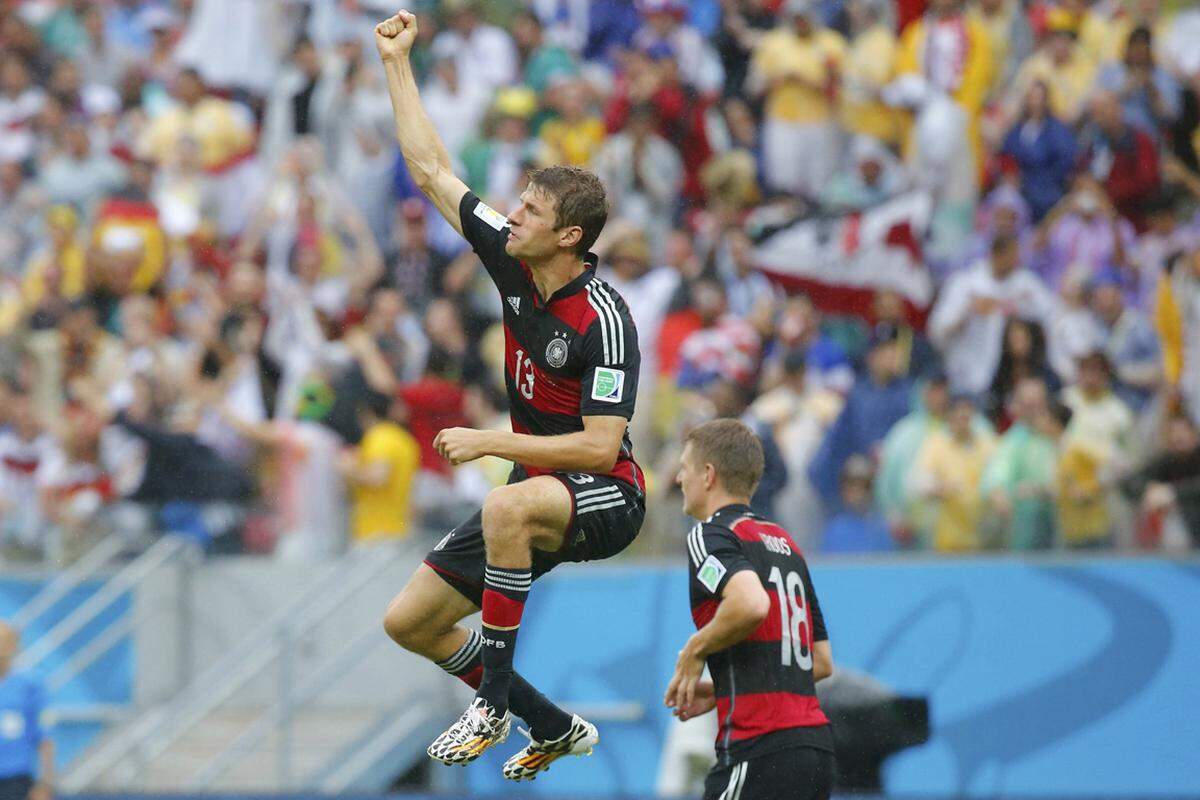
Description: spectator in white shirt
422,39,492,165
713,227,780,318
0,390,59,555
38,119,125,212
592,103,683,258
0,55,43,165
929,233,1058,396
431,1,519,91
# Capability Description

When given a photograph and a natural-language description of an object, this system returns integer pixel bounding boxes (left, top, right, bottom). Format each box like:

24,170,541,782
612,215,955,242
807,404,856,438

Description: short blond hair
685,419,765,497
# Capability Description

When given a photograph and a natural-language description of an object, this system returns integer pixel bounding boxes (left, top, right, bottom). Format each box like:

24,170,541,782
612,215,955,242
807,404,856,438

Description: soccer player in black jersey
667,419,835,800
374,11,645,779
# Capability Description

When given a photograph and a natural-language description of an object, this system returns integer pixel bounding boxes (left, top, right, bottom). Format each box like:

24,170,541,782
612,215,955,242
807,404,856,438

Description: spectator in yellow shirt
748,0,846,199
896,0,994,168
911,395,997,551
842,0,902,147
1058,351,1133,548
1007,10,1097,127
20,206,86,329
538,77,607,167
137,68,260,237
341,392,420,543
1059,0,1122,65
969,0,1033,99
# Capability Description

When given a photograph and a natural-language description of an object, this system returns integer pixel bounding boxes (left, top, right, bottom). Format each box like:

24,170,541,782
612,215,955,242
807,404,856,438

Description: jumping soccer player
667,419,835,800
374,10,644,780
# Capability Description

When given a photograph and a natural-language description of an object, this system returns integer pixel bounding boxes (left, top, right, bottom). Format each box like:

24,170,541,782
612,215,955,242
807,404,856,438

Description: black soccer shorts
704,747,835,800
423,466,645,606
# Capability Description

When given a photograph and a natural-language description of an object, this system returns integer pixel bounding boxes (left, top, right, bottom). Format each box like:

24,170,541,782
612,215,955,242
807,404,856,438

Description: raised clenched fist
375,9,418,62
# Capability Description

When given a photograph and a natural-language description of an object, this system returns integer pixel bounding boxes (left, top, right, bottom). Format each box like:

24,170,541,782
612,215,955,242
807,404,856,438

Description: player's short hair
527,165,608,256
685,419,765,498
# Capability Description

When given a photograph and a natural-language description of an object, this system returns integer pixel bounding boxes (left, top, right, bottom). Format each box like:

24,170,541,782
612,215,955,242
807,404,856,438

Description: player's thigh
703,748,834,800
384,563,479,645
480,475,574,552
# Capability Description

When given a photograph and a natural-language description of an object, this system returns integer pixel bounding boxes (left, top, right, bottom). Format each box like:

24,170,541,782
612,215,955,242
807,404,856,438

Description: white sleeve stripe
593,282,626,363
587,281,621,365
589,281,617,364
590,280,624,364
584,284,612,365
592,281,620,364
687,524,707,567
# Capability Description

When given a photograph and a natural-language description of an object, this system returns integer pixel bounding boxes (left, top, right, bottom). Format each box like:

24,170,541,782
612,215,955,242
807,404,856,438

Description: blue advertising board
457,557,1200,797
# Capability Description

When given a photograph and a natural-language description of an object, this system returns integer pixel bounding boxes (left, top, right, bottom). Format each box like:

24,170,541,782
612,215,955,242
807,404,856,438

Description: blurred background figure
0,623,53,800
911,394,997,551
820,455,894,553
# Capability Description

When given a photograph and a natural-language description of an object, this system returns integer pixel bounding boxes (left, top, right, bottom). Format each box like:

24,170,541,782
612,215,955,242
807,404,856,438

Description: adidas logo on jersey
507,296,521,315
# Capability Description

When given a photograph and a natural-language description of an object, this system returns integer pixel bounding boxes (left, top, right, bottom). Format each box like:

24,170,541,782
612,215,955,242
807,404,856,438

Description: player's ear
703,462,718,491
558,224,583,250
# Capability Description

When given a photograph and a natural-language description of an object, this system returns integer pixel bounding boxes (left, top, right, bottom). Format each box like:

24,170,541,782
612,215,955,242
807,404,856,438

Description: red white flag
752,192,934,325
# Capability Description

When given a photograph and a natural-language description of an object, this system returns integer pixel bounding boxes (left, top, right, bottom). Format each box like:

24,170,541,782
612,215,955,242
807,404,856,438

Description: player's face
505,187,578,261
677,442,710,519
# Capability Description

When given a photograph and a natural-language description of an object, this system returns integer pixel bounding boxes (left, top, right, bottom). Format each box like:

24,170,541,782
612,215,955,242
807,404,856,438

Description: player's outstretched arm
375,10,468,235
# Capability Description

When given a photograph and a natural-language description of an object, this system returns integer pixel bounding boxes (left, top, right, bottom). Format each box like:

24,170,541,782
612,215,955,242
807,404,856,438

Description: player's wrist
380,51,412,68
683,633,709,661
478,429,504,457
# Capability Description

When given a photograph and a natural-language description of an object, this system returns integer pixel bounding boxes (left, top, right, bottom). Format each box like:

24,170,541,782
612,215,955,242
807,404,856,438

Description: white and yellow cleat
428,698,512,765
501,715,599,781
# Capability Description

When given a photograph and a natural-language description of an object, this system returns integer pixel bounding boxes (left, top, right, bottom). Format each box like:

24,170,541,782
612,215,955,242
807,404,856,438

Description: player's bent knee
383,597,436,654
480,487,533,543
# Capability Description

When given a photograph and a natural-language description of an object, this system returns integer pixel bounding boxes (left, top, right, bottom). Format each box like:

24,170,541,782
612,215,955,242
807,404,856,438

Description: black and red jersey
458,192,644,492
688,503,833,765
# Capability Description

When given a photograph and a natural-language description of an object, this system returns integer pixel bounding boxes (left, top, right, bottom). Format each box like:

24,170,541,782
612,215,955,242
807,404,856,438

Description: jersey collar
526,253,599,307
707,502,756,522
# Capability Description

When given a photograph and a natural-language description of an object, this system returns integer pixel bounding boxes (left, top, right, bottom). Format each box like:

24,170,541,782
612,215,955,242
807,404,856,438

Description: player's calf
474,483,565,718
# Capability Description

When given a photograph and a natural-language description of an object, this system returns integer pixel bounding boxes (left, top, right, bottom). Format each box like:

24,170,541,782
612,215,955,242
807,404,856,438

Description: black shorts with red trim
423,466,645,606
703,746,834,800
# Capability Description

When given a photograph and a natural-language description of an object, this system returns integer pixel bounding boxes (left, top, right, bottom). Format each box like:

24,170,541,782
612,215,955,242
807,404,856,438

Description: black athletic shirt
688,503,834,766
458,191,644,490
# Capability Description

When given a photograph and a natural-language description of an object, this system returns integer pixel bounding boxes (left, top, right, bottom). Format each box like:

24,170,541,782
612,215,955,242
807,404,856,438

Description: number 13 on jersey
514,349,535,400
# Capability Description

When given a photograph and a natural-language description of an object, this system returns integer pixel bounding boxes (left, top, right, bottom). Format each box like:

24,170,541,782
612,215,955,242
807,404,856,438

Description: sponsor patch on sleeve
591,367,625,403
697,554,727,594
473,201,508,231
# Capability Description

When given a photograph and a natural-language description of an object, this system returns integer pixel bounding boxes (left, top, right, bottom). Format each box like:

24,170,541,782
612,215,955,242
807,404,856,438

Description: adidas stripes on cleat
502,714,599,781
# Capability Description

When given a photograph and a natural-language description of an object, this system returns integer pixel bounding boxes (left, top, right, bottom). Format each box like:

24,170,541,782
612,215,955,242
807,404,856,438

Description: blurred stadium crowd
1,0,1199,563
